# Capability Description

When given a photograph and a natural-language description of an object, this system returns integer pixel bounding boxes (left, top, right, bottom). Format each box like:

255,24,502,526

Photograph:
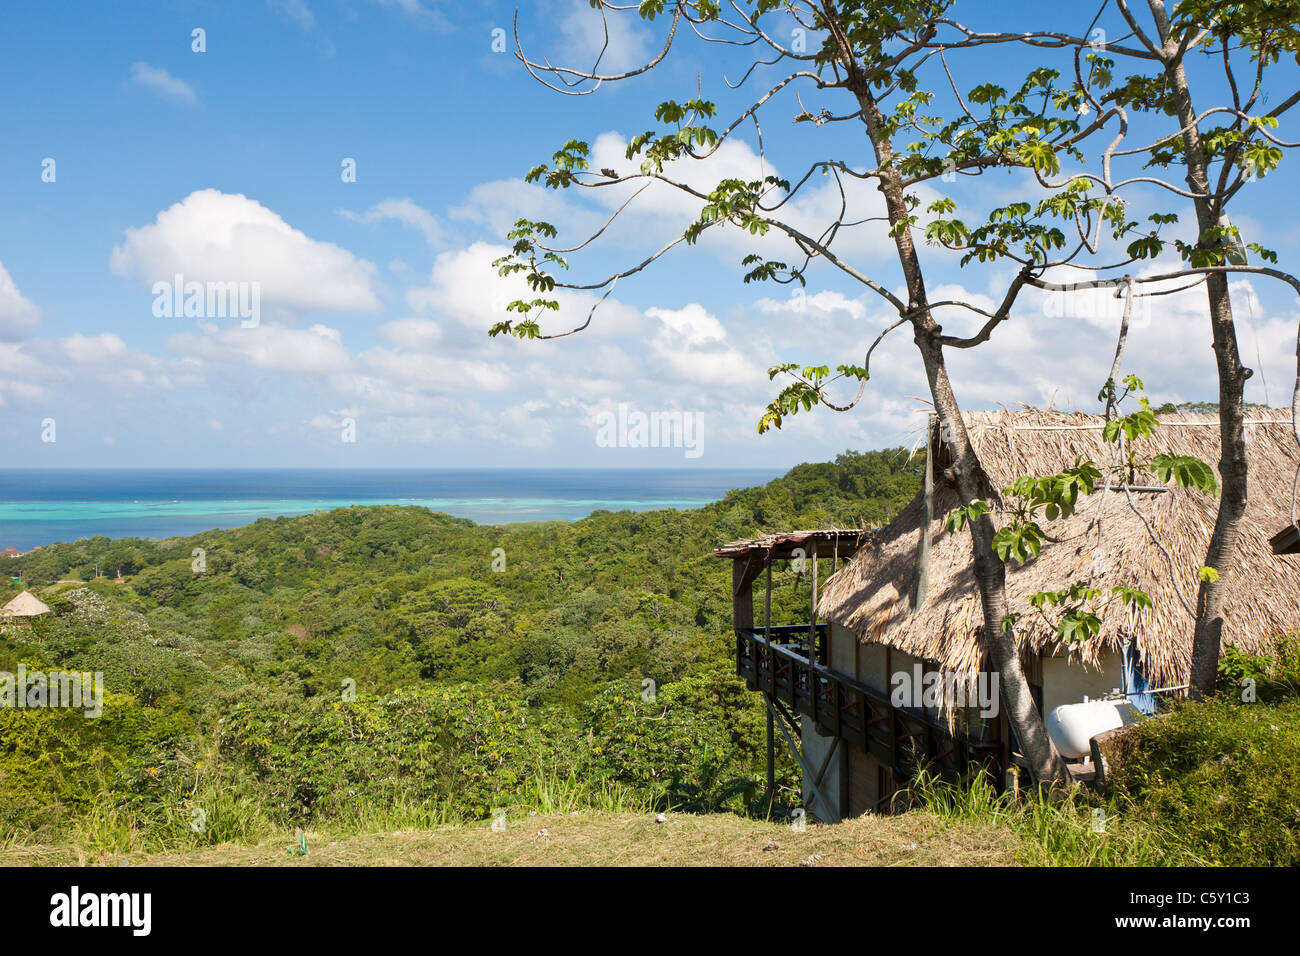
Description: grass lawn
0,809,1021,867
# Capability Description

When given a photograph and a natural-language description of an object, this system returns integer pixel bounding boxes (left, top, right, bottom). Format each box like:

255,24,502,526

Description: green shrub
219,684,577,822
1218,631,1300,701
0,690,153,835
581,680,736,800
1107,697,1300,865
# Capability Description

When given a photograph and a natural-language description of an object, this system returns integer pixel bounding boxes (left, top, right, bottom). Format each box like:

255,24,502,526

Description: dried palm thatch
1,590,52,618
818,408,1300,688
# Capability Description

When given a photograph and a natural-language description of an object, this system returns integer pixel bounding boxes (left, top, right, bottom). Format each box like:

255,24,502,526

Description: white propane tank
1047,699,1139,758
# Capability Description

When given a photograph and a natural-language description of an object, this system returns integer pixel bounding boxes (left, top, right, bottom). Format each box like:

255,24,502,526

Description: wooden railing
736,626,1004,785
744,623,828,666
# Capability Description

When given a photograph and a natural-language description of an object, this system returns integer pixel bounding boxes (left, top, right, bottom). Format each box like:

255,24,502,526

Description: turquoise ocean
0,469,780,551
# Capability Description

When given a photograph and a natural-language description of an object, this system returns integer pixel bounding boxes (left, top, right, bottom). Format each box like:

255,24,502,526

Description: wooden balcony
736,626,1004,784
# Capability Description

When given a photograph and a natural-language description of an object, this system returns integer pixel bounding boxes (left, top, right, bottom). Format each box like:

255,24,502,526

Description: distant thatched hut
1,590,52,624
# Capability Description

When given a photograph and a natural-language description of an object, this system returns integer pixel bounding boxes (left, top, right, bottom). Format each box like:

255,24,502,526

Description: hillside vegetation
0,450,922,850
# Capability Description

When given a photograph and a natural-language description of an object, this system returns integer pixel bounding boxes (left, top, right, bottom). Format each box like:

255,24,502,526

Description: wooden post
809,549,819,663
733,556,755,632
766,695,776,810
763,561,772,643
890,707,899,774
733,555,762,679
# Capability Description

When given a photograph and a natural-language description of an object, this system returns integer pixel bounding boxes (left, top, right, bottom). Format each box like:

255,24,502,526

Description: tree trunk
1148,1,1251,698
822,6,1067,784
914,332,1069,787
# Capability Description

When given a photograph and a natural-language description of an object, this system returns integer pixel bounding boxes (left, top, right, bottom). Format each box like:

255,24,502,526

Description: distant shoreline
0,498,713,553
0,466,783,553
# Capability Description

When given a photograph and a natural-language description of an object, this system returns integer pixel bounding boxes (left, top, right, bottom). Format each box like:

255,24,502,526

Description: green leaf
1111,584,1153,610
944,499,989,534
1057,609,1101,644
1151,454,1221,496
993,521,1044,563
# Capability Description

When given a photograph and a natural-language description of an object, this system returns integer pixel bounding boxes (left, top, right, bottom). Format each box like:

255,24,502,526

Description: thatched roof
1,590,52,618
715,528,872,562
818,408,1300,688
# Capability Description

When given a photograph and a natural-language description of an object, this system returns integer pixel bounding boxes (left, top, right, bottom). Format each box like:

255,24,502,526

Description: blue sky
1,0,1297,469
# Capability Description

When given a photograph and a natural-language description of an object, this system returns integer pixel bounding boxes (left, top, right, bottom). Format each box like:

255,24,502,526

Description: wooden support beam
890,706,899,773
809,549,818,661
733,555,762,680
772,696,801,738
766,695,834,822
766,696,775,808
812,735,840,791
732,555,762,627
763,561,772,643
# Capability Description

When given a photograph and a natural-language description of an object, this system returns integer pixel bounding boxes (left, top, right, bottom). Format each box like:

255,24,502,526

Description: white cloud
757,290,868,321
0,330,201,411
558,0,653,73
497,401,554,450
111,189,383,315
167,322,353,374
356,348,513,393
0,261,40,340
339,198,445,248
405,241,645,341
645,303,766,387
59,331,128,366
23,148,1296,466
0,341,51,406
648,303,725,347
378,317,443,350
1222,280,1294,410
449,177,606,243
127,62,197,106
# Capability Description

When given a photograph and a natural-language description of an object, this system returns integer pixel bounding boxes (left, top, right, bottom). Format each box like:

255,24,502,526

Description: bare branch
512,4,682,95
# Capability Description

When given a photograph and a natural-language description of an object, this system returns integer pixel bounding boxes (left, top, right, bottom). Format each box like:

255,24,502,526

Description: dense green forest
0,449,924,846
